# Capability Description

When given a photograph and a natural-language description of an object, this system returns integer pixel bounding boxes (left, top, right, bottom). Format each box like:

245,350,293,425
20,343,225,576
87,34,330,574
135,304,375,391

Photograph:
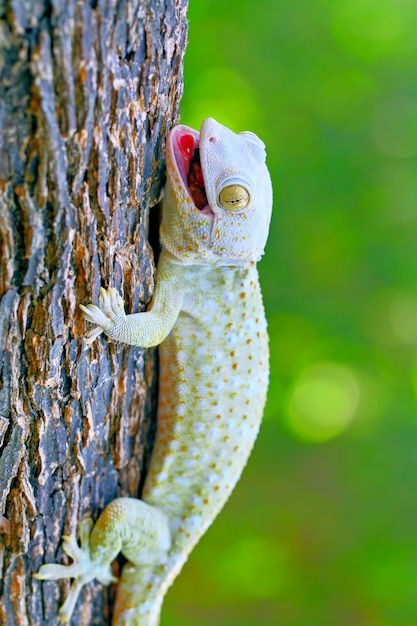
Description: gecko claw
84,327,104,344
98,287,125,318
58,580,84,624
80,288,126,343
79,303,110,327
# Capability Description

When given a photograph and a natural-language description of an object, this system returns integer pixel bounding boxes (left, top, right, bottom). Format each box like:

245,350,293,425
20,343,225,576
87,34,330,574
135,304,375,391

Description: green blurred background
163,1,417,624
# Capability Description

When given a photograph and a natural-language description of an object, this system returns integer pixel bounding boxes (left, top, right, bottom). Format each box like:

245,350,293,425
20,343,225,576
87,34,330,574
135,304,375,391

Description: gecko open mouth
173,129,212,215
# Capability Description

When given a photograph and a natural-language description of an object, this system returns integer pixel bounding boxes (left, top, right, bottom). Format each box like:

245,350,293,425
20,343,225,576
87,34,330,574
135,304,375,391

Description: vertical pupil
219,185,249,210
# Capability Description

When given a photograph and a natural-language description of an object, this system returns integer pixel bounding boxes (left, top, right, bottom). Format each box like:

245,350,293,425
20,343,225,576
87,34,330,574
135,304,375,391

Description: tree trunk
0,0,188,623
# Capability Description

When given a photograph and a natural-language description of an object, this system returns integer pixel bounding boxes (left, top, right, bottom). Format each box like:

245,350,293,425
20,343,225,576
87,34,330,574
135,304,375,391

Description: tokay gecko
35,118,273,625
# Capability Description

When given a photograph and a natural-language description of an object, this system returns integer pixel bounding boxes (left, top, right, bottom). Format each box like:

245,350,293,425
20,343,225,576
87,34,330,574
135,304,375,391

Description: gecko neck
159,247,257,269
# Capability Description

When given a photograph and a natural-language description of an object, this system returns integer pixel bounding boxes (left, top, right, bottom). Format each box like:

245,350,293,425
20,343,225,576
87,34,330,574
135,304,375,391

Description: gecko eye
218,184,250,211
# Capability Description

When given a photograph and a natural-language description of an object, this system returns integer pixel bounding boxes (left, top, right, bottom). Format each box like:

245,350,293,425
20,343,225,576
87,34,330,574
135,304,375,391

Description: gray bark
0,0,188,623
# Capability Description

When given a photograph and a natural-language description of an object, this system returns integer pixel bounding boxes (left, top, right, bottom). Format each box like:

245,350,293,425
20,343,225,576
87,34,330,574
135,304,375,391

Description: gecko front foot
80,287,126,345
34,519,116,623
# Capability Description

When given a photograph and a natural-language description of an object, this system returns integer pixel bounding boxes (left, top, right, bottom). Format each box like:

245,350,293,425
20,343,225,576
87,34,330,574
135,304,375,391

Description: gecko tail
112,549,188,626
112,563,164,626
111,527,188,626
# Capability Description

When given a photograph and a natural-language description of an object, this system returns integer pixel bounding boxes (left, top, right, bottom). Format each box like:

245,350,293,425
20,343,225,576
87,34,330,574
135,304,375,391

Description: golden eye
218,185,250,211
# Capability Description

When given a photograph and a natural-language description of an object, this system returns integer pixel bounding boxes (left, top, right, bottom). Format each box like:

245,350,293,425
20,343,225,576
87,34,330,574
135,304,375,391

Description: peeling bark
0,0,188,623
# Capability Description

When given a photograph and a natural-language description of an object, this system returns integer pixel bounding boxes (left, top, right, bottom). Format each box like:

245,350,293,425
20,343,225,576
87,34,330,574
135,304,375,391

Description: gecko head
162,118,273,265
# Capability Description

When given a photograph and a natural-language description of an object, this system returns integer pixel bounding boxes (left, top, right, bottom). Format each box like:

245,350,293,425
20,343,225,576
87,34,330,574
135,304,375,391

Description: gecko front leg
79,272,183,348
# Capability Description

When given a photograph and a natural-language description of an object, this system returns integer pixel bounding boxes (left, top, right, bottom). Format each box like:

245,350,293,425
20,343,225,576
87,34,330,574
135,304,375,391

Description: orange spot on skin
214,486,220,491
203,499,209,505
240,292,246,299
234,445,239,451
246,338,252,344
230,351,235,357
216,414,222,419
232,363,238,370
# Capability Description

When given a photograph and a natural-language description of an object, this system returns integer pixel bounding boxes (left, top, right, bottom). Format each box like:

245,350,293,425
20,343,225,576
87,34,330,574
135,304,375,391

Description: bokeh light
285,363,360,442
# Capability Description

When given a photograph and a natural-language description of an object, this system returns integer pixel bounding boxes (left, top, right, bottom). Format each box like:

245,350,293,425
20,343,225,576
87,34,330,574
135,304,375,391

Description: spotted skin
35,118,273,626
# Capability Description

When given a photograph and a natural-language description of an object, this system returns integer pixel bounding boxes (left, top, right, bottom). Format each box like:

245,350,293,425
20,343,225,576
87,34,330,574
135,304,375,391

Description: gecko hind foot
34,519,116,623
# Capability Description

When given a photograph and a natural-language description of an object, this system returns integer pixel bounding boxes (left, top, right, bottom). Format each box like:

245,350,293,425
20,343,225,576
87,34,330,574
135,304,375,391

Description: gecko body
36,118,273,625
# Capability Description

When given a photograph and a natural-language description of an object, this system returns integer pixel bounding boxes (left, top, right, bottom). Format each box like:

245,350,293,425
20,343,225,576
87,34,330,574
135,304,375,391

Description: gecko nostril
209,137,216,143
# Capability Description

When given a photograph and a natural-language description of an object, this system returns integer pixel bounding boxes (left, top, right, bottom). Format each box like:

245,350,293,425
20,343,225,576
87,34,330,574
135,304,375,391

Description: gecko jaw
170,126,214,217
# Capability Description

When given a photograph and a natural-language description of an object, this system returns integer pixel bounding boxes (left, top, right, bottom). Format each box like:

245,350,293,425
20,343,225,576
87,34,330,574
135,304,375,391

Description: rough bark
0,0,188,623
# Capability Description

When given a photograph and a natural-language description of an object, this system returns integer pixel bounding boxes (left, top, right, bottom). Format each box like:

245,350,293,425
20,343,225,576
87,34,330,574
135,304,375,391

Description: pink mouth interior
174,130,209,213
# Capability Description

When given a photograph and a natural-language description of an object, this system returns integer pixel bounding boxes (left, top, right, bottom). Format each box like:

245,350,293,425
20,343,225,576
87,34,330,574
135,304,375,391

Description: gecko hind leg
35,498,171,624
